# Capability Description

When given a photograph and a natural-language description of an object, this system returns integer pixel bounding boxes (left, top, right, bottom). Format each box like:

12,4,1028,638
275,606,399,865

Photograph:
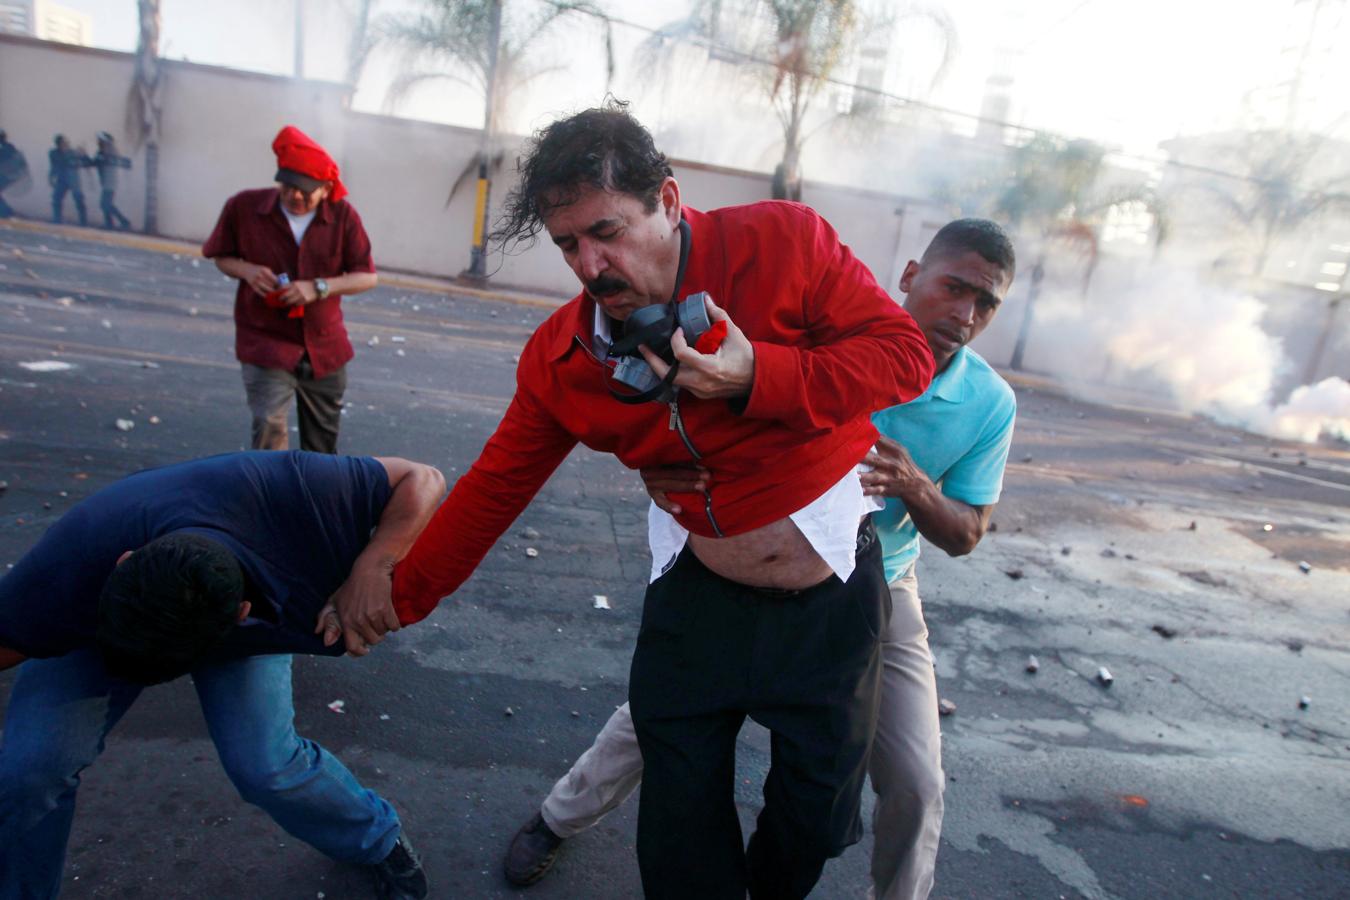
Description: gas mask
606,291,713,404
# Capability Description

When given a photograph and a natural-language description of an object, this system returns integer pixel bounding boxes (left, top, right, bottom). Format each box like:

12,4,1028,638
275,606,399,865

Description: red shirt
202,188,375,379
393,201,935,624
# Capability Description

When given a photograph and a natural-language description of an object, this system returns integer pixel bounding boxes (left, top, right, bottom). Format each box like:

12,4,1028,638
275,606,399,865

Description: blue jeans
0,650,400,899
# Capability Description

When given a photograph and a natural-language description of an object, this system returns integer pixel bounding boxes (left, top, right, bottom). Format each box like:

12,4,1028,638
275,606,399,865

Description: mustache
586,276,630,297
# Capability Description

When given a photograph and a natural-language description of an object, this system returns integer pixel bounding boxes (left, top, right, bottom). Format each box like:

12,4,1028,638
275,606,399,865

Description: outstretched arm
317,458,446,656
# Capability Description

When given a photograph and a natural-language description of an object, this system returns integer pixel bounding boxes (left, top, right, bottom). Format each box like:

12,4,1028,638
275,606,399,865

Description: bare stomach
688,516,838,589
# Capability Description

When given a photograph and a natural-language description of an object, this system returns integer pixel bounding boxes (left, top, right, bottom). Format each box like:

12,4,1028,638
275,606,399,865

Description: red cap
271,125,346,203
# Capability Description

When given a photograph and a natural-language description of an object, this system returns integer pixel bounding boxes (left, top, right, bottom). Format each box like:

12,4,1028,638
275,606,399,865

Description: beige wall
0,33,948,303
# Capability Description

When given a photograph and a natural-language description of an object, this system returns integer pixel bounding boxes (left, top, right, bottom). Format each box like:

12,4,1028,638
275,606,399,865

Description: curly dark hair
97,532,245,685
493,99,673,250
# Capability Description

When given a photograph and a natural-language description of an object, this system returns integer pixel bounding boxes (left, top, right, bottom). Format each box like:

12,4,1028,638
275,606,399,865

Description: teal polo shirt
871,346,1016,582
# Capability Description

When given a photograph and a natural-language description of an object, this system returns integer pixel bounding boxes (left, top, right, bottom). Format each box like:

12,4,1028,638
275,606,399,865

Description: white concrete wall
0,32,942,300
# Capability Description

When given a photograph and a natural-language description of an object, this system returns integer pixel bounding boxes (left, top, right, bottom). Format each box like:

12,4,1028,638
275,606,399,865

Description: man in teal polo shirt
501,219,1017,900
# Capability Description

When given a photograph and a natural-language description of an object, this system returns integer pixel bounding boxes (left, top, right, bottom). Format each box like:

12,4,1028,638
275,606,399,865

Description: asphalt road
1,221,1347,899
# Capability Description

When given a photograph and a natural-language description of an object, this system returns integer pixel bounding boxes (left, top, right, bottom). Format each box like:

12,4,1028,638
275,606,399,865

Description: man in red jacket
360,101,933,899
203,125,378,453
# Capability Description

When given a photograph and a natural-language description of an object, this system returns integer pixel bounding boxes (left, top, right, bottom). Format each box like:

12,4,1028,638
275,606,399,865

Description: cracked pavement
0,221,1347,898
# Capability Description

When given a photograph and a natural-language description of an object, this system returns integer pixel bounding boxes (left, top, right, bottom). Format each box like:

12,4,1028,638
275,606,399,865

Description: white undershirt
590,305,882,584
281,207,315,245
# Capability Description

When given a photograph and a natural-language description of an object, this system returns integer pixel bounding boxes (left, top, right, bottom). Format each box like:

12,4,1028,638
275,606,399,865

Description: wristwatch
314,277,330,300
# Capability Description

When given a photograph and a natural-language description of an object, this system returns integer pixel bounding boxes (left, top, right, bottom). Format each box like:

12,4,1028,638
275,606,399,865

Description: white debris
55,296,73,307
1026,655,1040,674
391,335,407,343
188,307,199,316
1298,696,1311,710
593,595,611,610
1262,523,1274,532
19,361,73,372
412,304,421,311
190,258,201,267
1097,667,1114,687
100,319,112,329
525,547,539,558
504,706,514,717
396,349,406,357
1297,561,1312,574
379,714,391,721
327,700,346,714
367,335,380,346
141,361,160,369
148,416,161,425
114,418,135,432
937,698,957,716
521,526,540,539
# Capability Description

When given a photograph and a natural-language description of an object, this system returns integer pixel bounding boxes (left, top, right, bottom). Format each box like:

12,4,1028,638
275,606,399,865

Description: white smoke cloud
1025,266,1350,444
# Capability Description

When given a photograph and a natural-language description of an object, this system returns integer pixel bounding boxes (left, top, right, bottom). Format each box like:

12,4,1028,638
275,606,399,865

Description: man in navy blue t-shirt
0,451,445,899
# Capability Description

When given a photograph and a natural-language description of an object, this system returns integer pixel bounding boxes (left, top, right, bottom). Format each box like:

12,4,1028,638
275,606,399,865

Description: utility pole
464,0,502,281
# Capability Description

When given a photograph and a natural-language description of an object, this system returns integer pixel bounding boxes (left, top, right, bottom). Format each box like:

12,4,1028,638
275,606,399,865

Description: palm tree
642,1,954,201
126,0,164,235
376,0,614,280
990,134,1164,370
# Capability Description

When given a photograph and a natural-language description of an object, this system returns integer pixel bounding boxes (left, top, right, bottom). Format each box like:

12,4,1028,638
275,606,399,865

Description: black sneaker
372,833,429,899
503,811,565,886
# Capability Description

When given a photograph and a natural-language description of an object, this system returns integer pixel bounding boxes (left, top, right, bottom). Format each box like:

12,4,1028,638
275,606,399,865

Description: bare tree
377,0,614,279
126,0,164,235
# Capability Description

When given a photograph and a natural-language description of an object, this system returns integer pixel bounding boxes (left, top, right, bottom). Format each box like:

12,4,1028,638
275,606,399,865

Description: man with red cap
203,125,378,453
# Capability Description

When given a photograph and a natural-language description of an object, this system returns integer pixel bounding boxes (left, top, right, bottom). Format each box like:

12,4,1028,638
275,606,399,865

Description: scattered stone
395,348,406,357
524,547,539,558
1003,568,1024,580
504,706,514,717
1020,454,1033,463
391,335,407,343
326,699,346,714
367,335,380,347
55,296,73,307
148,416,161,425
1060,546,1071,556
1286,640,1304,652
1151,624,1178,639
114,418,135,432
0,481,7,494
937,698,957,716
489,310,498,317
1298,696,1310,710
412,304,421,311
19,360,73,372
521,526,541,539
988,522,997,532
1297,561,1312,574
23,267,38,278
100,319,112,329
1097,667,1114,687
1187,520,1197,531
1262,523,1274,532
58,490,67,497
42,501,50,510
188,307,199,316
1100,548,1117,558
592,595,611,610
1124,553,1137,561
379,714,391,721
190,258,201,267
1181,570,1225,587
11,248,24,259
1025,655,1039,674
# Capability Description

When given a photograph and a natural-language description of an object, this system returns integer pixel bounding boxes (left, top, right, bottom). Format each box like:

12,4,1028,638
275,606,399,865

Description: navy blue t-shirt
0,451,392,660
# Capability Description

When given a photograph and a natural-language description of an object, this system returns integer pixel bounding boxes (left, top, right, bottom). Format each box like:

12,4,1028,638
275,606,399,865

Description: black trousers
629,522,889,900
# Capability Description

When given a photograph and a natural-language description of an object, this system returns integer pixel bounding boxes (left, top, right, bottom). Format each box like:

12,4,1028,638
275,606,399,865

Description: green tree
377,0,614,279
643,1,954,201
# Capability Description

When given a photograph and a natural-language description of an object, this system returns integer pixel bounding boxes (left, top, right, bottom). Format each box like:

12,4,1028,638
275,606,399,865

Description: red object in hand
693,320,727,354
263,288,305,318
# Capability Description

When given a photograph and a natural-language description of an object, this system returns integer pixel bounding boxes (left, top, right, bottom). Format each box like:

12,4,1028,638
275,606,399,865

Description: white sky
54,0,1350,157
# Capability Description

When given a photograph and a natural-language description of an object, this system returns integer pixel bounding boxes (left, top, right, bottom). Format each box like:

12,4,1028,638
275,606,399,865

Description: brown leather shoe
504,811,565,886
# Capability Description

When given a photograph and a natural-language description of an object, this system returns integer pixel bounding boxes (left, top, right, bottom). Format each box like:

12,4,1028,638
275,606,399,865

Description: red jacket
202,188,375,379
393,201,934,624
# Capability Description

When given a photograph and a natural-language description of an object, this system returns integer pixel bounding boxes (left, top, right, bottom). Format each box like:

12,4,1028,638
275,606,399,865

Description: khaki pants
241,361,346,454
540,572,943,900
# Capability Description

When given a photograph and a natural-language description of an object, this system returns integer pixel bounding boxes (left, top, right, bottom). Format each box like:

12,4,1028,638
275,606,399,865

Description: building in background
0,0,91,46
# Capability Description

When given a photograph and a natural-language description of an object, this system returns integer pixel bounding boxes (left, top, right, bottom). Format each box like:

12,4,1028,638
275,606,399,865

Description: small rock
1025,655,1039,674
1286,640,1304,652
525,547,539,558
1151,624,1177,639
42,501,51,510
391,335,407,343
504,706,514,717
1097,667,1114,687
114,418,135,431
593,595,611,610
1181,570,1225,587
1021,454,1033,463
367,335,380,346
1003,568,1024,580
379,714,391,721
1297,561,1312,574
100,319,112,329
988,522,997,532
326,699,346,714
1187,520,1197,530
937,698,957,716
521,526,541,539
1100,548,1117,558
412,304,421,311
188,307,199,316
571,710,580,718
148,415,161,425
490,310,498,317
1298,696,1310,710
55,296,73,307
1262,523,1274,532
0,481,7,494
396,348,406,357
141,360,160,369
1060,546,1071,556
191,258,201,267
